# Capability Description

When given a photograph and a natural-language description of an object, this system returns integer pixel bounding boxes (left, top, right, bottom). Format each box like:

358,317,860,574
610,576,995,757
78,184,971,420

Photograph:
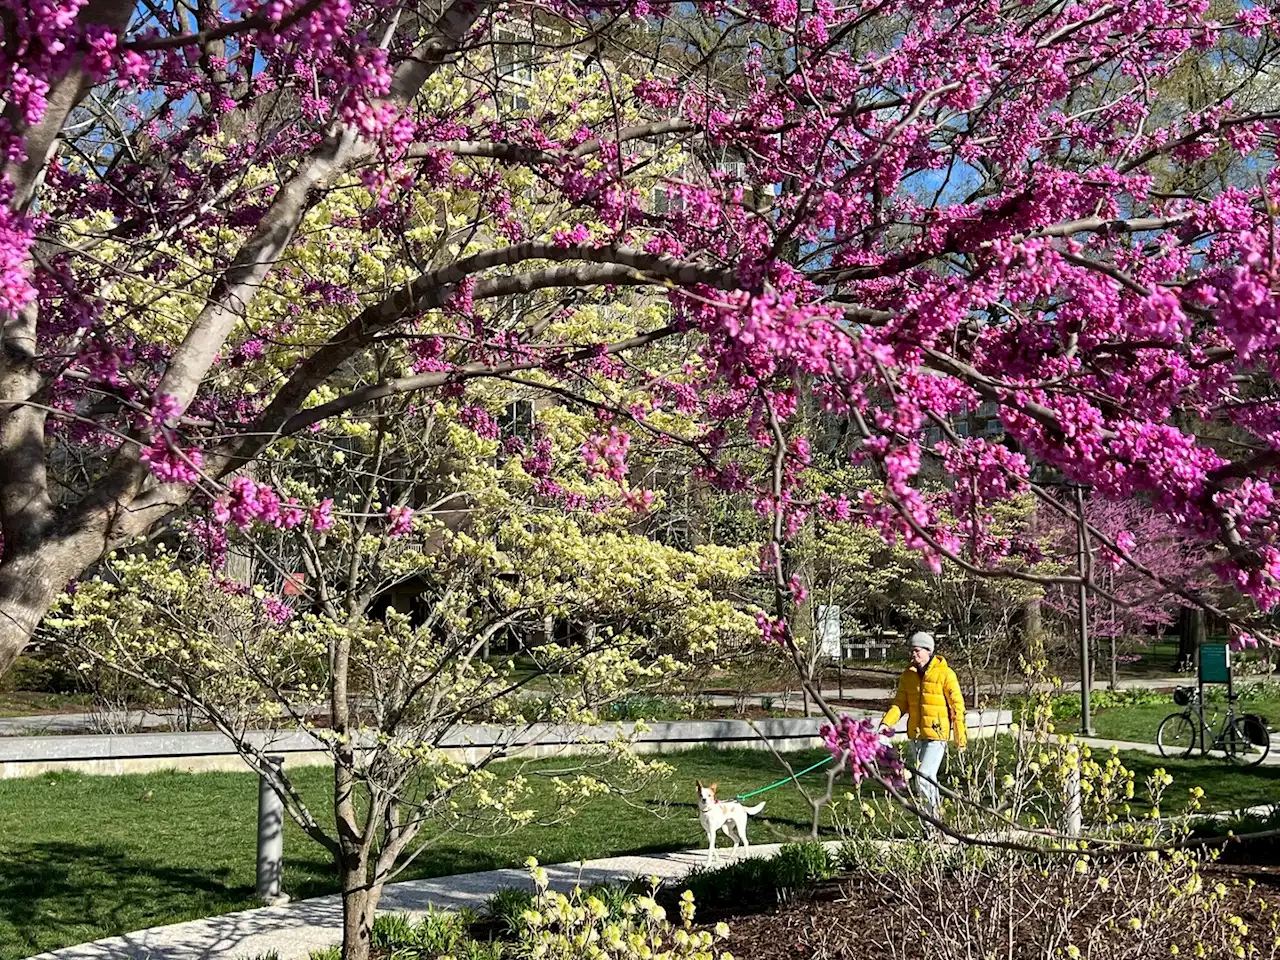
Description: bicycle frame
1179,692,1259,758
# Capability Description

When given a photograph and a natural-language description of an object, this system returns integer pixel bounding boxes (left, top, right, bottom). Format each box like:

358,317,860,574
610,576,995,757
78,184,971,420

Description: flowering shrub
512,859,732,960
818,838,1279,960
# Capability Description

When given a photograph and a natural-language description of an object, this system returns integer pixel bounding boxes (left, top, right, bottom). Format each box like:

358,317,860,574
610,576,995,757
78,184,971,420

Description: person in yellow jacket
880,631,967,823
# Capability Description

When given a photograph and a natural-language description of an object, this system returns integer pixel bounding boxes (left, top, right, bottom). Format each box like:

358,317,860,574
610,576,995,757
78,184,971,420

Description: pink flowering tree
6,0,1280,793
1041,495,1218,684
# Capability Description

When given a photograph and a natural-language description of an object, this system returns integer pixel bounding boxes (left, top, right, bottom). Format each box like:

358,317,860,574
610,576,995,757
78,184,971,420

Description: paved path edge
28,843,831,960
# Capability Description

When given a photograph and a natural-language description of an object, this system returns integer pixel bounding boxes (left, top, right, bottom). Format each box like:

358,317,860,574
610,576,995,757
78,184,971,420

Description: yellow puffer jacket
880,656,967,747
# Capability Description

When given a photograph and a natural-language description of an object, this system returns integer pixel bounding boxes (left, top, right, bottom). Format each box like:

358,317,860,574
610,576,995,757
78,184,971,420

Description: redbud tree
5,0,1280,684
1041,496,1218,667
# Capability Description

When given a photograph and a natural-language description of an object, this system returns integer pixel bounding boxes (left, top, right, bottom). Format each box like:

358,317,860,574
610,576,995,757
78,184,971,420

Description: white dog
696,781,765,864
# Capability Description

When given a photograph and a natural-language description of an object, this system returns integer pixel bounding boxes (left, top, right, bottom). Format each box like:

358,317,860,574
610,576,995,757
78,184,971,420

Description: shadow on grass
0,842,239,958
0,841,336,960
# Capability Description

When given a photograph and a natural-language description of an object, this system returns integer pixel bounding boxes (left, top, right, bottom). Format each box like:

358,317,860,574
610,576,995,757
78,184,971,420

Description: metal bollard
257,755,290,904
1064,748,1082,838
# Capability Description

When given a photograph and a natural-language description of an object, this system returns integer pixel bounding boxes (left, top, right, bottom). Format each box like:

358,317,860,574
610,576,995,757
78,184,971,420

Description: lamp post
1074,484,1094,738
1028,458,1095,737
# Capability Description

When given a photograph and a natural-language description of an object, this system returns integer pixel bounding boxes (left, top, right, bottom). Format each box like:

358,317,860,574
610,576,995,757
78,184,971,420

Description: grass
0,747,832,959
1116,750,1280,813
1090,699,1280,743
3,742,1278,959
1054,681,1280,744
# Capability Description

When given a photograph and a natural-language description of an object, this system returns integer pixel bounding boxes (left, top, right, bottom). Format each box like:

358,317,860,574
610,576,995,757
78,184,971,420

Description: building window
495,26,534,111
502,399,535,443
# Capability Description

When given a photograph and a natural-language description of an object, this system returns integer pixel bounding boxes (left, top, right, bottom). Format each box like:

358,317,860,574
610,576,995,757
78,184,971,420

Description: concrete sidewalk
1079,733,1280,766
706,675,1191,712
29,843,820,960
0,709,177,737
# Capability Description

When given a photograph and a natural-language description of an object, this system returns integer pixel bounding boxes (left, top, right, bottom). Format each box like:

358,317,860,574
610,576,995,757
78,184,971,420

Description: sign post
1198,643,1232,757
817,605,842,700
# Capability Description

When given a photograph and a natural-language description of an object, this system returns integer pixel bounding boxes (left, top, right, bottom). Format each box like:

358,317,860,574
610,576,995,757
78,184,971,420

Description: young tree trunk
331,625,382,960
340,884,378,960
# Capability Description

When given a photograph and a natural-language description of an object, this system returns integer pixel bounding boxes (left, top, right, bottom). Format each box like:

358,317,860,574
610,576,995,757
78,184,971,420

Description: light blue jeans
911,739,947,817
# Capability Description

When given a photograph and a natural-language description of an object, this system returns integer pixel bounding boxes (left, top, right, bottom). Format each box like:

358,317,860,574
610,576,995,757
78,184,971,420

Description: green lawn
2,744,1276,960
0,748,834,959
0,690,94,718
1090,699,1280,744
1115,750,1280,812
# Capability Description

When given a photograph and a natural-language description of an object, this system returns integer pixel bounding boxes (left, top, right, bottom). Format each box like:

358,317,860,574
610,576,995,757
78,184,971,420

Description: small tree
49,403,756,960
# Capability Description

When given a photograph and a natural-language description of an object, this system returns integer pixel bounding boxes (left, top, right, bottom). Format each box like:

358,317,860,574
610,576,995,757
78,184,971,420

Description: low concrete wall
0,711,1013,779
0,718,824,779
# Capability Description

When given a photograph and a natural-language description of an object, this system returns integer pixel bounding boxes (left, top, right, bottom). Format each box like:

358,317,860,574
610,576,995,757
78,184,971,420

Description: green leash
734,754,834,802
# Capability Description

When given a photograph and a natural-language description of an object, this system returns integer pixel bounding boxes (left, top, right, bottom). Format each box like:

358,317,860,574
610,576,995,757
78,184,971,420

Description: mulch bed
694,861,1280,960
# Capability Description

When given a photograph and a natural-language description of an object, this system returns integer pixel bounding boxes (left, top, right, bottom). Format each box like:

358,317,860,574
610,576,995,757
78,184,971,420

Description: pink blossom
309,499,334,532
386,505,414,537
820,714,905,789
139,436,204,484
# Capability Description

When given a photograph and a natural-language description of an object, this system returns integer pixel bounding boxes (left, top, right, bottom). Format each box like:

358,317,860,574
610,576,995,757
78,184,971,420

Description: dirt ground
696,859,1280,960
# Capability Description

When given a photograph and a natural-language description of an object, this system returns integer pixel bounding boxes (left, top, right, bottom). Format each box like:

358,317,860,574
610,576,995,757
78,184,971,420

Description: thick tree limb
201,245,736,474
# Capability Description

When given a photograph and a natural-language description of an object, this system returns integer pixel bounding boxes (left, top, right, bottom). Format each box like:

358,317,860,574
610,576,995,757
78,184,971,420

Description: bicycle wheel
1219,719,1271,767
1157,712,1197,759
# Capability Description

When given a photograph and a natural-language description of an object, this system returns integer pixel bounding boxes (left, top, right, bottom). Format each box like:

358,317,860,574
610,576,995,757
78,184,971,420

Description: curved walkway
29,844,814,960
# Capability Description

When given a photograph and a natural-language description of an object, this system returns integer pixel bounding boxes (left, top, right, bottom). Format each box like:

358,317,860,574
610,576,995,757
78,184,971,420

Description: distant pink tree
1043,496,1217,681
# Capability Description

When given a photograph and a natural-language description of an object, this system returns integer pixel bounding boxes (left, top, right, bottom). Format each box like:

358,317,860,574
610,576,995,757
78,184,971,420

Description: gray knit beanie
908,631,935,654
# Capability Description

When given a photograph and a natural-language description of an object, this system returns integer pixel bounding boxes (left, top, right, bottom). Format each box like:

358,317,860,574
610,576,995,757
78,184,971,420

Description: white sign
817,605,841,658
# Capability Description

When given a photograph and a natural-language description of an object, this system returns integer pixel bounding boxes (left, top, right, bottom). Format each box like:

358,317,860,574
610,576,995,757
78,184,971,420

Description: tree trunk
1018,597,1043,649
1016,504,1043,651
0,0,138,679
223,548,254,586
341,884,378,960
1177,607,1205,673
331,623,381,960
0,546,81,674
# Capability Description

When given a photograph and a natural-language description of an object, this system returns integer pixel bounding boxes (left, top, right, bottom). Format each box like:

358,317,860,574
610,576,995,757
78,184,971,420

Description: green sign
1200,643,1231,685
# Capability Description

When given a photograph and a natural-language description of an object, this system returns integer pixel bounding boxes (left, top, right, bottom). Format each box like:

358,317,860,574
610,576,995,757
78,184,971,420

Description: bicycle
1156,685,1271,766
